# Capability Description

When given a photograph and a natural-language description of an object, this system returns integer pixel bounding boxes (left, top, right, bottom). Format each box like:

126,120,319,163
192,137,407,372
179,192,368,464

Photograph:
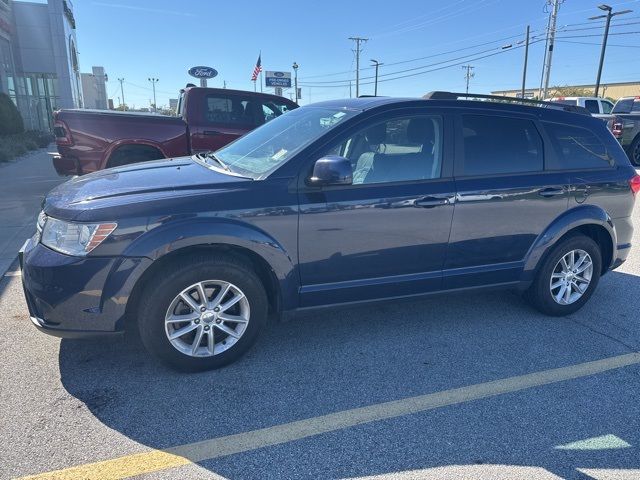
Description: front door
298,111,455,307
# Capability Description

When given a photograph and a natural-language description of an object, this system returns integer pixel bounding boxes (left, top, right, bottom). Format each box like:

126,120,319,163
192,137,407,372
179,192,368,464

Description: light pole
370,59,382,96
590,4,632,97
292,62,299,105
148,77,158,112
117,78,125,110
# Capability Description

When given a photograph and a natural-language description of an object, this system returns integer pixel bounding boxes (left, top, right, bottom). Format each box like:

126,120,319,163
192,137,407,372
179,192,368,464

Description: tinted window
584,100,600,114
204,95,253,125
543,122,612,169
327,115,443,185
461,115,543,176
612,98,640,114
601,100,613,114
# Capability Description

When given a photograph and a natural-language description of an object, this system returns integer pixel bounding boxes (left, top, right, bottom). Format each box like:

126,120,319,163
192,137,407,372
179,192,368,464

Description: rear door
445,111,569,288
189,92,258,153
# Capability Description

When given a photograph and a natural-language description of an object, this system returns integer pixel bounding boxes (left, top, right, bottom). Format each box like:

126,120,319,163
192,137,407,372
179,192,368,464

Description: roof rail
423,91,591,115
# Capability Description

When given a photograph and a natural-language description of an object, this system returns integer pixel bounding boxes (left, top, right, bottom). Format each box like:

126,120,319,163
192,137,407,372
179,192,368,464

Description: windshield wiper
202,152,231,172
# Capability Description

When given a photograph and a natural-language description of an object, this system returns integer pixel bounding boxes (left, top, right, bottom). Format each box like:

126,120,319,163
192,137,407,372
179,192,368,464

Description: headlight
40,215,117,256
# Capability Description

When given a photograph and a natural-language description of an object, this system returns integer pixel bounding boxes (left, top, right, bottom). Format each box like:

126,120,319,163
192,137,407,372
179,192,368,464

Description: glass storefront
11,74,59,131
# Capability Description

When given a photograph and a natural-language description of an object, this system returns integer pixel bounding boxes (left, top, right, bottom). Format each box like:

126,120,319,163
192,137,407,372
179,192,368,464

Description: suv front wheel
137,255,268,371
526,234,602,316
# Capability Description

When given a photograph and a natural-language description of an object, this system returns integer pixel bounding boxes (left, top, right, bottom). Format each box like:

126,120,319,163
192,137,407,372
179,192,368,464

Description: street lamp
370,59,382,96
589,4,632,97
292,62,299,105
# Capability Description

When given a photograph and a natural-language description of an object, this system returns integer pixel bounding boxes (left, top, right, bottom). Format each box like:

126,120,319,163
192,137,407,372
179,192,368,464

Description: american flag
251,54,262,81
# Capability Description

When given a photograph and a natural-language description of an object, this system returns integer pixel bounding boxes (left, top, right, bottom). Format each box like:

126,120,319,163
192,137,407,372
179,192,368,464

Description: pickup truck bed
54,110,188,175
53,87,297,175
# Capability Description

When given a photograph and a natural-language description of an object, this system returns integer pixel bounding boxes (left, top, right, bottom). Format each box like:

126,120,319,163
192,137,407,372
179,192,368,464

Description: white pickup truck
548,96,614,115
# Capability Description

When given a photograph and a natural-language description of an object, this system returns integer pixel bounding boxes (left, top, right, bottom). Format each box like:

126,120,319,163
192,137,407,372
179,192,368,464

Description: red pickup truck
52,87,298,175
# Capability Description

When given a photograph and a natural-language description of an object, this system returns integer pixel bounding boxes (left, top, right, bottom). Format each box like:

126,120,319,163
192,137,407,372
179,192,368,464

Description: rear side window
584,100,600,114
601,100,613,114
204,95,253,125
461,115,543,176
543,122,612,169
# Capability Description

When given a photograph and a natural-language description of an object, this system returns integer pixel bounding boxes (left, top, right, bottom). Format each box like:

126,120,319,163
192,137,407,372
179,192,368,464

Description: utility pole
521,25,530,99
292,61,299,105
117,78,125,109
541,0,560,100
349,36,368,97
590,4,633,97
148,77,158,112
462,65,474,94
371,59,382,96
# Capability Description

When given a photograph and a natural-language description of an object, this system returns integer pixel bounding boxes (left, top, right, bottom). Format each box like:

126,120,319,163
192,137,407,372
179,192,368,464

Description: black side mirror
308,155,353,186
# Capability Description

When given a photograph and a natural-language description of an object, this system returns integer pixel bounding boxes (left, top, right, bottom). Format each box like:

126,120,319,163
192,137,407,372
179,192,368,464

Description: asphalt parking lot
1,174,640,480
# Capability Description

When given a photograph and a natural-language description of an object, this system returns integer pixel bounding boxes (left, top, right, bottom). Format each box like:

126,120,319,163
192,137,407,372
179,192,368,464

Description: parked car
601,96,640,166
52,87,298,175
548,96,614,115
21,92,639,371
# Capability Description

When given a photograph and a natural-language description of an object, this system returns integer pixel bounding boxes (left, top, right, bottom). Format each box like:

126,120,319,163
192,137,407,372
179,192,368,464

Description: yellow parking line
17,352,640,480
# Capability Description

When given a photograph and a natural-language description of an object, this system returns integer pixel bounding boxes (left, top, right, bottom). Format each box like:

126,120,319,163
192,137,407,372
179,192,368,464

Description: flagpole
253,80,256,92
259,71,263,93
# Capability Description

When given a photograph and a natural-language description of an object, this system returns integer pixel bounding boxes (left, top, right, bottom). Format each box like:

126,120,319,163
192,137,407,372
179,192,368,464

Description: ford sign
188,66,218,79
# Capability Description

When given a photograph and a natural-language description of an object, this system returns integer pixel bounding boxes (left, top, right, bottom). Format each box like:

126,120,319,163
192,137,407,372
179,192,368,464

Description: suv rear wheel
525,234,602,316
137,255,268,371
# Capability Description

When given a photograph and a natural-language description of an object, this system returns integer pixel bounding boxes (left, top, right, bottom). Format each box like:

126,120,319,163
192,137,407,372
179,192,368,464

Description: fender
102,139,169,169
121,216,299,310
522,204,616,282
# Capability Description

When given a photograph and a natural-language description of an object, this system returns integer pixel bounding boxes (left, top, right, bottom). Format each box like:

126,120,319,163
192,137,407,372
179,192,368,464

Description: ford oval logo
188,66,218,79
274,72,285,77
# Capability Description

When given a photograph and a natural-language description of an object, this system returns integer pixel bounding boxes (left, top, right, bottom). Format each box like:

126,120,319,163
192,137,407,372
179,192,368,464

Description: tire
629,136,640,167
108,154,155,169
525,234,602,316
137,254,268,372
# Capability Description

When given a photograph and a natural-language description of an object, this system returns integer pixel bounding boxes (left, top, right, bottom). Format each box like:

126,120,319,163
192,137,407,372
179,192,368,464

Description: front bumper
20,238,151,338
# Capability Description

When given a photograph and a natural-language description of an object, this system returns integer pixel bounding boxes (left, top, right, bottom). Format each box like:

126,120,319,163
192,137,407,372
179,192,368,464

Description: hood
44,157,249,219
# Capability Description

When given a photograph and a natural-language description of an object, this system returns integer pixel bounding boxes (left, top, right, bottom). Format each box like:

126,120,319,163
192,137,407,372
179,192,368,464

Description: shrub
25,139,38,151
0,93,24,135
26,130,54,148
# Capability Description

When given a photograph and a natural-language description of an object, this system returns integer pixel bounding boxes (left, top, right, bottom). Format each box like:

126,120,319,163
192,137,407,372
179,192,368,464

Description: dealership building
0,0,88,131
492,81,640,101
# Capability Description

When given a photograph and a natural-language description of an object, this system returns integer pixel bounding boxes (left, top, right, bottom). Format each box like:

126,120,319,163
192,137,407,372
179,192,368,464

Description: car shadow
58,270,640,479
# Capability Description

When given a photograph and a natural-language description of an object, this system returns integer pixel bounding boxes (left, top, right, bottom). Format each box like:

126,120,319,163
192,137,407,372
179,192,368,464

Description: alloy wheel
549,249,593,305
164,280,250,357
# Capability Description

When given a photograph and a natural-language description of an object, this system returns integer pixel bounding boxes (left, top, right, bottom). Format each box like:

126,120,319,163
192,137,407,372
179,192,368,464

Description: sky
64,0,640,108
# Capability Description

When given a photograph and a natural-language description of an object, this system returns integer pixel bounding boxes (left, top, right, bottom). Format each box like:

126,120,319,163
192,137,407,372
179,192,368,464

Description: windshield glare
214,106,357,178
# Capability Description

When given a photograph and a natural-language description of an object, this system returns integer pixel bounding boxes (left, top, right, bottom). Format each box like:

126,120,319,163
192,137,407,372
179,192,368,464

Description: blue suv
20,92,639,371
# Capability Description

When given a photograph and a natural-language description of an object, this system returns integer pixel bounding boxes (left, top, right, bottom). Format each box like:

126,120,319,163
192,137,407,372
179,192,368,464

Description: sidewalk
0,148,64,275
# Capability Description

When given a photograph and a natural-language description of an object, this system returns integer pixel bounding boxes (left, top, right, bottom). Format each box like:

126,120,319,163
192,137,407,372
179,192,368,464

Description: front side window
461,115,543,176
213,106,357,178
327,115,443,185
543,122,612,169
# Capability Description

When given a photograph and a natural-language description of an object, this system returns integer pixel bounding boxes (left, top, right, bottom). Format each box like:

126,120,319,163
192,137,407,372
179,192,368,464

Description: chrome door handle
414,196,450,208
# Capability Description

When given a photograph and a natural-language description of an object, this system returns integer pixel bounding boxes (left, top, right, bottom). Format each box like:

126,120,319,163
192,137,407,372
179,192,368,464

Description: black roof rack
423,91,591,115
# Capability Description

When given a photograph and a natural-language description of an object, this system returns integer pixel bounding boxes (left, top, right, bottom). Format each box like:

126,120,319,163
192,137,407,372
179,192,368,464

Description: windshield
213,106,358,178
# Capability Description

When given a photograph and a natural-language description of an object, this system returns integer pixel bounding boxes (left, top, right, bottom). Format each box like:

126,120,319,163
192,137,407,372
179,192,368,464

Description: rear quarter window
460,114,543,176
543,122,613,170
